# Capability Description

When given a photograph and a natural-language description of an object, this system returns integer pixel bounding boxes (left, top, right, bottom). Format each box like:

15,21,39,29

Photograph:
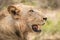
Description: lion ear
8,5,20,15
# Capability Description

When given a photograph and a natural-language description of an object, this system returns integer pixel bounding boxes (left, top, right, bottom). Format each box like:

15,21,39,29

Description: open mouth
32,24,41,32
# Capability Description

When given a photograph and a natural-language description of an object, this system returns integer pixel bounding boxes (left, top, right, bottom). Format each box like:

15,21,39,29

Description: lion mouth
32,24,41,32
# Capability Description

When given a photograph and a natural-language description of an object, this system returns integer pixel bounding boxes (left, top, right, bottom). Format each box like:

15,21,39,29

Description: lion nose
43,17,47,21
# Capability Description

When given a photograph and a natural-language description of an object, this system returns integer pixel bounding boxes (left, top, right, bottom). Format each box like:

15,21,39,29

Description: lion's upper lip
42,23,45,25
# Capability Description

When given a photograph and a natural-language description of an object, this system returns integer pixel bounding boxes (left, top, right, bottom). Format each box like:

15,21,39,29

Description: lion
0,4,47,40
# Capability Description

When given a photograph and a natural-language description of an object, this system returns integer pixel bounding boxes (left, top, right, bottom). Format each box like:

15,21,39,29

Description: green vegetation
42,18,60,34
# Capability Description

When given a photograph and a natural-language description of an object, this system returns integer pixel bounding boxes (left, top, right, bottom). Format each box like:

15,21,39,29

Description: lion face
8,4,47,33
26,9,47,33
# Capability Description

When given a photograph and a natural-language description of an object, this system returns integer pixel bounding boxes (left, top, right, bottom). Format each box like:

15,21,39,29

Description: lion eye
29,9,34,12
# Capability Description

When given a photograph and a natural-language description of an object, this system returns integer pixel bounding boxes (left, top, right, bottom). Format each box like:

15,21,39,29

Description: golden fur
0,4,47,40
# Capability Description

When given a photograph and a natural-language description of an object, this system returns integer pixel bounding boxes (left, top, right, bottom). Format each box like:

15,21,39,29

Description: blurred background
0,0,60,40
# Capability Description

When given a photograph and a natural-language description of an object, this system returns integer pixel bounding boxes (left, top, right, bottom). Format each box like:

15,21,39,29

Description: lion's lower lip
34,30,41,32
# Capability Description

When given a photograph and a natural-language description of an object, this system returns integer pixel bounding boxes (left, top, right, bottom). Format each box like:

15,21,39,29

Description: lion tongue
32,25,38,31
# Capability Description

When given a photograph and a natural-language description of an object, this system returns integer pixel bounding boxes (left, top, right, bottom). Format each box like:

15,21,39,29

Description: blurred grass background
0,0,60,40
